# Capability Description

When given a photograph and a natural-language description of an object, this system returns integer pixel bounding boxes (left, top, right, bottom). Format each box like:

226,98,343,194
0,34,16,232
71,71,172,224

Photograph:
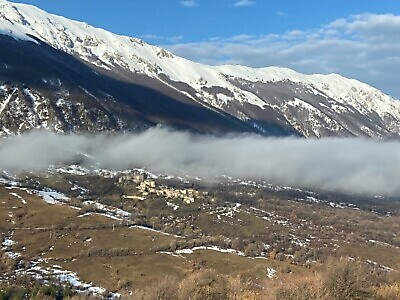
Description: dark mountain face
1,34,283,136
1,32,400,138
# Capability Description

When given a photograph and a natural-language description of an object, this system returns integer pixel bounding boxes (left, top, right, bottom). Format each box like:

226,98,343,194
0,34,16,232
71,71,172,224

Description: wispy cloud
140,34,164,41
181,0,199,7
141,34,184,43
234,0,256,7
165,13,400,98
277,11,288,17
166,35,184,43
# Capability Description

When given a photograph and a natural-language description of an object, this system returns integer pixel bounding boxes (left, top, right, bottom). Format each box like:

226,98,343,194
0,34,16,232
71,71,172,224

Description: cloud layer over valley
1,128,399,196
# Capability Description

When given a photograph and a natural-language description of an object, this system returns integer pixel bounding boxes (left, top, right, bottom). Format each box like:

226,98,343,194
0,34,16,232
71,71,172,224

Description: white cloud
140,34,164,40
2,128,400,196
141,34,184,44
180,0,199,7
276,11,288,17
234,0,256,7
165,14,400,98
166,35,184,43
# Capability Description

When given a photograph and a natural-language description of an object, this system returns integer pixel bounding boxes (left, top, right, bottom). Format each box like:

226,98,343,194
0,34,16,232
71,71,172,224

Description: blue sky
13,0,399,43
11,0,400,97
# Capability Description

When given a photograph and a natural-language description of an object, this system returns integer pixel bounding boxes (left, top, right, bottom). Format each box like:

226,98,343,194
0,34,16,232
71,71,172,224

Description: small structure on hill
137,180,157,196
118,172,146,185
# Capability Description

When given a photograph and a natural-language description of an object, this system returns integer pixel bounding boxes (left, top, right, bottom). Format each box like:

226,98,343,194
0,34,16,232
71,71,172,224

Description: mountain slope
0,34,261,135
0,0,399,137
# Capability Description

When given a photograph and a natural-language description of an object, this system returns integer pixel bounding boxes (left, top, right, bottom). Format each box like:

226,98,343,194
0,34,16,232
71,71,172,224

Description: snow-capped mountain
1,0,399,137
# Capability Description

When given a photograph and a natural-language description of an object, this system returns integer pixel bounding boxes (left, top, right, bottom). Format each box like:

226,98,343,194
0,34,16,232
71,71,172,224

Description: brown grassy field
1,174,400,299
0,186,296,296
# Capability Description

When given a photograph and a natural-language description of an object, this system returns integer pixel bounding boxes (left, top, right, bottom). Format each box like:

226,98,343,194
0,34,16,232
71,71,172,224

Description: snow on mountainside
0,0,399,138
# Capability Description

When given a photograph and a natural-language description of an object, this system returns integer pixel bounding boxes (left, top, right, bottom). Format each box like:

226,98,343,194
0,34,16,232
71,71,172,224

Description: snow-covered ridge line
1,0,399,104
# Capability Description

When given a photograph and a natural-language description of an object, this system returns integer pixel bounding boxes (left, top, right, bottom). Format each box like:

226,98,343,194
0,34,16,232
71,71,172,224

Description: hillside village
118,172,208,204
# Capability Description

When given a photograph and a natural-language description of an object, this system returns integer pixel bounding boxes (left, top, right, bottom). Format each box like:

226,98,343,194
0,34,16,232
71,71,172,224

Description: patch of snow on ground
266,267,277,279
175,248,194,254
175,246,245,256
210,203,242,218
54,165,90,176
329,202,346,209
368,239,400,249
6,251,21,259
166,201,179,210
2,238,16,247
158,251,185,258
129,225,182,238
37,189,69,204
2,233,21,260
10,192,27,204
306,196,320,203
82,201,131,220
78,212,93,218
0,177,19,187
366,260,394,272
19,262,109,296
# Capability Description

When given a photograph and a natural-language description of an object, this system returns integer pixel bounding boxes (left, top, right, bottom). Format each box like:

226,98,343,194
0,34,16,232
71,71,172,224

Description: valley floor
0,168,399,299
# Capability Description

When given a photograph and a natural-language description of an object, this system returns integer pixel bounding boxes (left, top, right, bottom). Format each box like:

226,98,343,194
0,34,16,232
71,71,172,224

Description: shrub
275,274,324,300
131,276,179,300
374,282,400,299
0,284,74,300
178,270,228,300
0,287,28,300
226,276,260,300
321,258,373,300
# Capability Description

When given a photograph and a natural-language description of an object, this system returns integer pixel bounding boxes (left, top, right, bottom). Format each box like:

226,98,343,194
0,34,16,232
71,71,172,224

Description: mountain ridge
0,0,399,138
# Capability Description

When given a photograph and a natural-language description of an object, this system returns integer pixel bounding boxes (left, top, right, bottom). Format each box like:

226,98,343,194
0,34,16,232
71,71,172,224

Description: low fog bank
1,128,399,196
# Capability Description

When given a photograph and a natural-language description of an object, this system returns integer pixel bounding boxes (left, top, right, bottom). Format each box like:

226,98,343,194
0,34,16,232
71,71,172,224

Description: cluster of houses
118,172,207,204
